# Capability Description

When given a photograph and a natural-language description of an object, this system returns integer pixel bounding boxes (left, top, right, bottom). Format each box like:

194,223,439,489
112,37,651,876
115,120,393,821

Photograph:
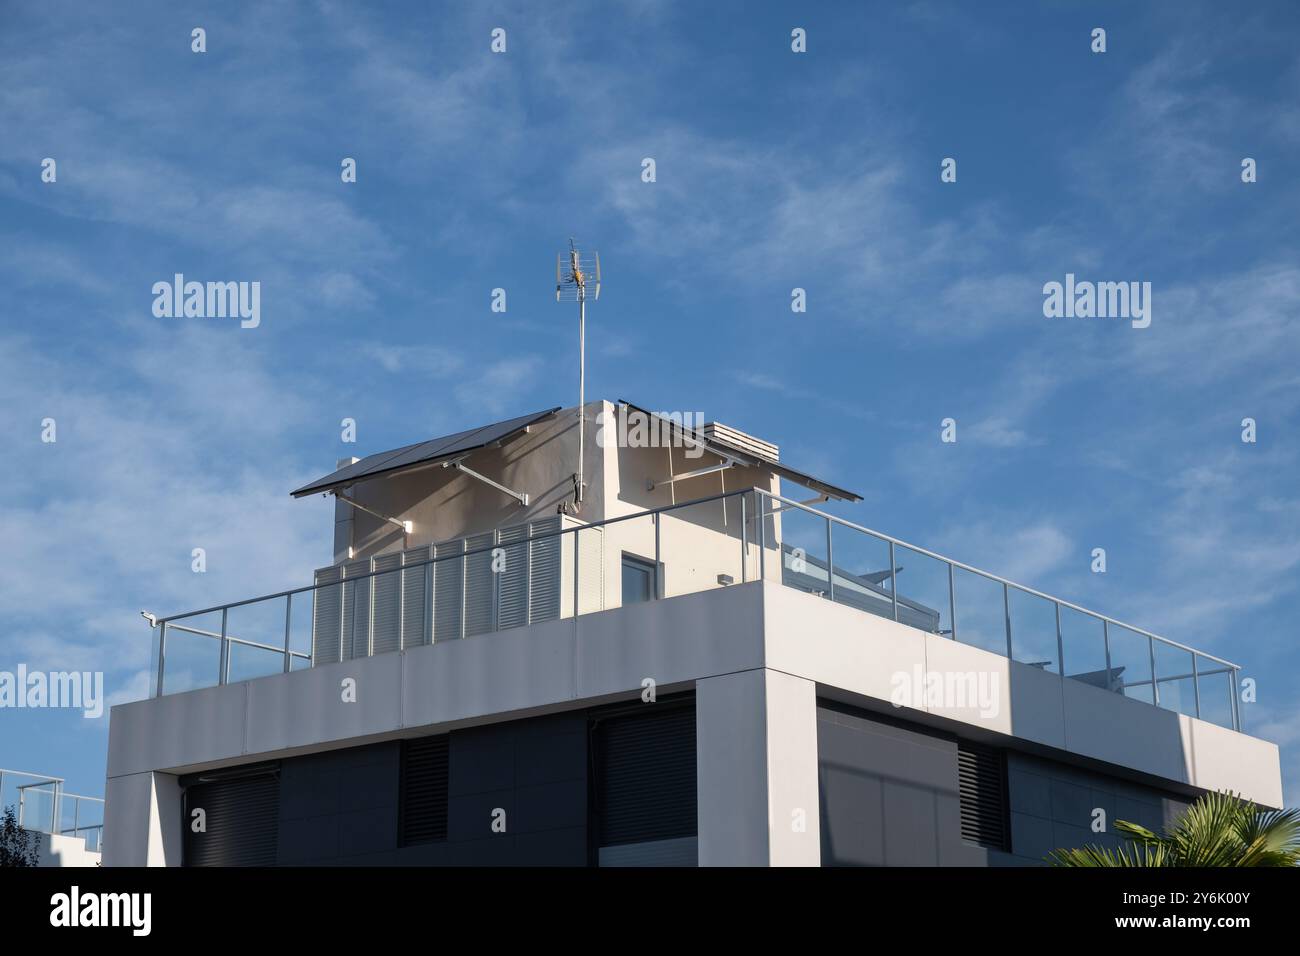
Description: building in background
1,768,103,867
104,400,1281,866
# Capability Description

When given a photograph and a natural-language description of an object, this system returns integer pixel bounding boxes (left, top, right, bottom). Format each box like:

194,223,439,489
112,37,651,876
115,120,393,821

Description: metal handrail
147,487,1242,718
761,490,1241,671
152,489,744,625
2,769,104,848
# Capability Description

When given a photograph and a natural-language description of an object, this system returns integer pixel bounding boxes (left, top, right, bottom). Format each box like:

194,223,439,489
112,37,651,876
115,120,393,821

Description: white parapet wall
103,579,1284,865
33,830,101,867
762,581,1284,808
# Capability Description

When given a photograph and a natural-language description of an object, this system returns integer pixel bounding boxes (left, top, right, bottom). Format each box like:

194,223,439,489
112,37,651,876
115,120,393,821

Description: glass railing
757,492,1241,731
0,769,105,853
145,488,1242,732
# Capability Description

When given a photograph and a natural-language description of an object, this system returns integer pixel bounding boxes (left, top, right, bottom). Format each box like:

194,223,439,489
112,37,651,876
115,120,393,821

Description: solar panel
617,400,861,502
290,407,562,498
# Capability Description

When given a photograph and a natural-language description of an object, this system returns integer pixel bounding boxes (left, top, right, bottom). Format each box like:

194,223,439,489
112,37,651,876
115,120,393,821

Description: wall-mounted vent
702,422,779,463
957,740,1009,851
400,735,449,846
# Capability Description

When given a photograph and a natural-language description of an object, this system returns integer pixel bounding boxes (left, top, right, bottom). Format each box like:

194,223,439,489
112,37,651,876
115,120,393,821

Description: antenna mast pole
577,273,586,508
557,239,600,514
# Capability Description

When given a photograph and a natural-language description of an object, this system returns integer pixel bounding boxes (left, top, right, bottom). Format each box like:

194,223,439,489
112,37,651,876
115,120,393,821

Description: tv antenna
556,238,600,512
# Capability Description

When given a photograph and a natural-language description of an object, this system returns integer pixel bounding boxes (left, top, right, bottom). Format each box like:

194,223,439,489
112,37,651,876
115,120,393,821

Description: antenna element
556,239,600,512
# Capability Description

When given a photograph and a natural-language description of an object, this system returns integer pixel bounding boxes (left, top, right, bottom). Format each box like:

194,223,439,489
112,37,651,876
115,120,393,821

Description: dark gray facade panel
817,700,1196,867
816,704,988,866
1002,751,1191,865
269,710,590,866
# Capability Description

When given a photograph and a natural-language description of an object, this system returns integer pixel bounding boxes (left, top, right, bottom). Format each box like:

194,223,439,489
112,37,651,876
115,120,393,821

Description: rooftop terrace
144,488,1242,733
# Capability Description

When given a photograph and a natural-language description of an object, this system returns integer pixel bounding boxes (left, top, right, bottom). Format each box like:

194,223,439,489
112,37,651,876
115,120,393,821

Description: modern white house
103,400,1282,866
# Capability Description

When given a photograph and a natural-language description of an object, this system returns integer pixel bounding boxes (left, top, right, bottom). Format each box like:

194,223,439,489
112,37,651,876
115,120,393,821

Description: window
621,554,657,604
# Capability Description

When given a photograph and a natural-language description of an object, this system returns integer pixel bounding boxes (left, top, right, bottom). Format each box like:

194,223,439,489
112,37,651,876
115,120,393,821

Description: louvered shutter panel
399,736,449,846
496,524,529,630
312,565,343,665
371,552,402,655
433,539,464,641
401,545,430,649
342,558,372,660
463,532,494,637
528,517,562,623
594,701,697,847
957,741,1009,850
184,769,280,867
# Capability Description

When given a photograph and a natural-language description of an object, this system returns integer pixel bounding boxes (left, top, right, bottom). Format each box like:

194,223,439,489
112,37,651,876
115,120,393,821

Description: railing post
156,622,168,697
757,491,766,583
1103,621,1113,692
740,493,748,584
368,558,376,656
424,558,433,645
889,541,899,622
218,607,230,685
1232,668,1241,731
525,524,534,625
1191,652,1201,720
947,562,957,642
491,530,500,633
1003,582,1012,660
654,512,661,599
282,593,293,674
338,568,346,663
825,516,834,602
1148,635,1159,707
1054,601,1064,677
573,526,582,616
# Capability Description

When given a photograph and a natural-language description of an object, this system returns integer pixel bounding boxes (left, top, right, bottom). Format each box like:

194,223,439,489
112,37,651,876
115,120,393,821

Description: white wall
697,668,820,866
762,582,1284,808
33,830,101,867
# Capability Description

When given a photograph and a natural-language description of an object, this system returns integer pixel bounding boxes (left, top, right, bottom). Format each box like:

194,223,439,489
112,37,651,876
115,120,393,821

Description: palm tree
1049,790,1300,867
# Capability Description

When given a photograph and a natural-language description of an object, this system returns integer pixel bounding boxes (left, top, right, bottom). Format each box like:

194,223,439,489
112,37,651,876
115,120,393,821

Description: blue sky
1,1,1298,806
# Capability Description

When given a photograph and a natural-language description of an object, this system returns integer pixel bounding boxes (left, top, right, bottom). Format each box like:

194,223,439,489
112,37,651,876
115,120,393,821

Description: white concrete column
696,668,821,866
102,771,183,867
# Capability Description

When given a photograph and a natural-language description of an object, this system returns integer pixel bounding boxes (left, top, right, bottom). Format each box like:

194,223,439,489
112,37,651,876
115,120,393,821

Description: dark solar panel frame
291,406,561,497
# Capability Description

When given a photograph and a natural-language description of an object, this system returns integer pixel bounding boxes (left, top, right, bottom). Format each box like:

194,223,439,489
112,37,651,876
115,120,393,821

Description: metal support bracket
766,492,830,513
335,491,413,533
443,457,529,506
647,458,739,491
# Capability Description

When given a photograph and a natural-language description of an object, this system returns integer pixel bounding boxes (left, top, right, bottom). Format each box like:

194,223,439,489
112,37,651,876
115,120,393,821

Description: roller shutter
592,699,697,864
183,767,280,867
